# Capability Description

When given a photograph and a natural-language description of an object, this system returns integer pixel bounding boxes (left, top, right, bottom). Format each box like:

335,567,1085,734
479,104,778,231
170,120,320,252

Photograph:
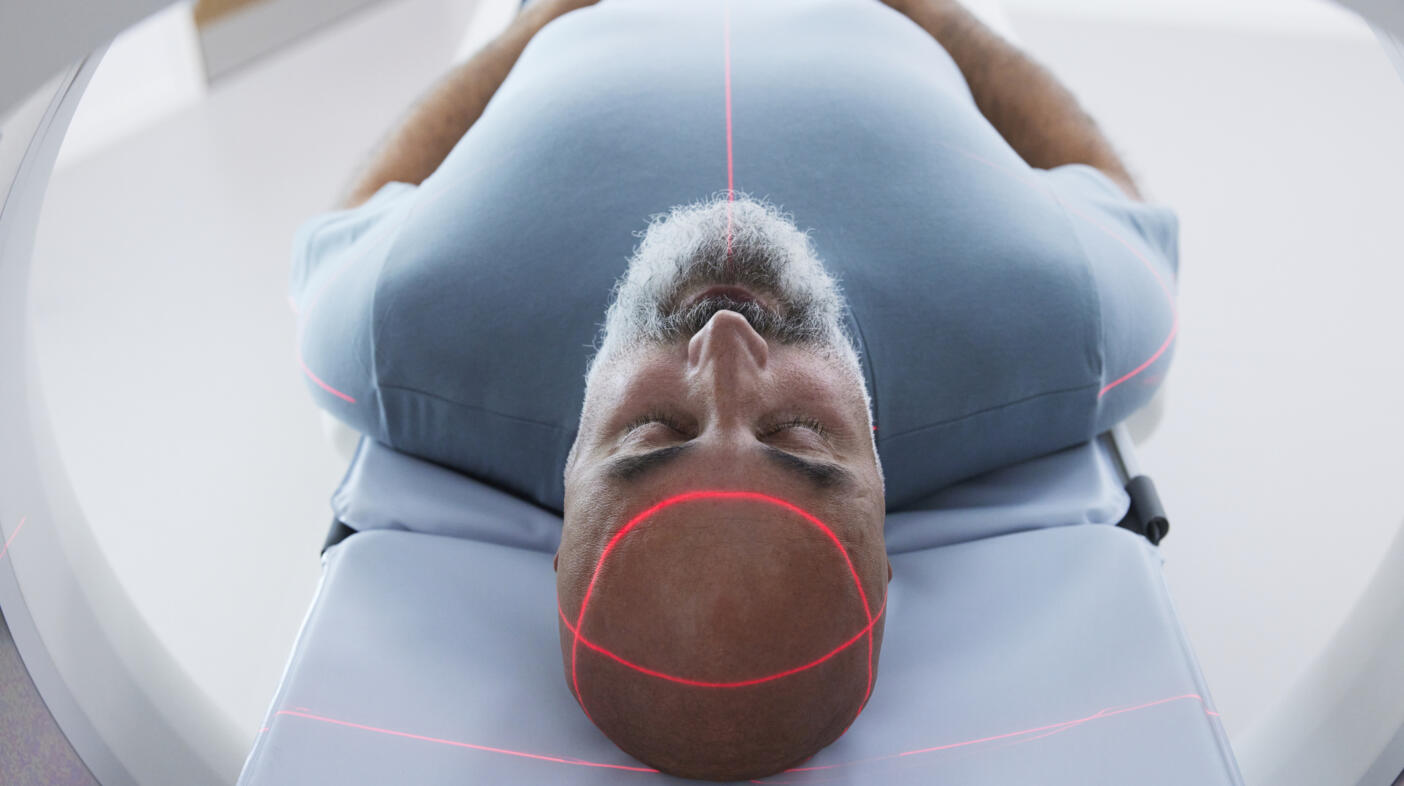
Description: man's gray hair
589,195,865,392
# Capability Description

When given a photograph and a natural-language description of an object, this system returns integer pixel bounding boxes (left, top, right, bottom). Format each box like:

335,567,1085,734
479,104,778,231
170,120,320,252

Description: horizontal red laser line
268,694,1221,781
0,516,27,562
274,709,659,773
933,140,1179,401
896,693,1204,758
760,693,1214,781
558,593,887,688
755,726,1086,786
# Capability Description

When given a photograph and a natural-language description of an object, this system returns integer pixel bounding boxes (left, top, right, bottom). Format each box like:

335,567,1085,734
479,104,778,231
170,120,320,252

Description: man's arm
338,0,599,209
882,0,1142,200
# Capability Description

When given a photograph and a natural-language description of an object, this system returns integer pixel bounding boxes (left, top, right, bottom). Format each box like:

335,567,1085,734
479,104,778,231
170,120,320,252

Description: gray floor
22,0,1404,775
0,607,98,786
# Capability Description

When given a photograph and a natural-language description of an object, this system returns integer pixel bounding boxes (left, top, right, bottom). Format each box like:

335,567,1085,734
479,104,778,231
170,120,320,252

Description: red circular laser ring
564,490,884,727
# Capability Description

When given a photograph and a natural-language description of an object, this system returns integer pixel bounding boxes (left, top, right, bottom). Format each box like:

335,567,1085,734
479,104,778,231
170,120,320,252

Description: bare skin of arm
338,0,600,209
881,0,1143,200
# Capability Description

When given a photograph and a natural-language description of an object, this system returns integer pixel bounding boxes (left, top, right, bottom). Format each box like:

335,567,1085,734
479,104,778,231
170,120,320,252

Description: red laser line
0,516,27,563
724,0,736,262
757,693,1214,781
892,693,1201,757
1059,201,1180,398
266,694,1219,781
933,140,1179,401
893,694,1203,757
292,221,369,403
558,594,887,689
273,709,659,773
568,491,880,728
1098,317,1178,398
296,345,356,403
760,726,1085,785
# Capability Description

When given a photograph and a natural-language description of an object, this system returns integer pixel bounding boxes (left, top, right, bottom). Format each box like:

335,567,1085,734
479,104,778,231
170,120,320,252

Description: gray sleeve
1038,163,1181,427
288,181,420,441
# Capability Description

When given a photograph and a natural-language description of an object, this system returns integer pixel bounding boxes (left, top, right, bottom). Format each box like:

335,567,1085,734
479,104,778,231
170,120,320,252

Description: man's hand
875,0,1143,199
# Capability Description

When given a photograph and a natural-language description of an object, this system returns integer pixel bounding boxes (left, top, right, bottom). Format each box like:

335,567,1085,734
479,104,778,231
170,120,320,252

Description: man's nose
686,309,769,391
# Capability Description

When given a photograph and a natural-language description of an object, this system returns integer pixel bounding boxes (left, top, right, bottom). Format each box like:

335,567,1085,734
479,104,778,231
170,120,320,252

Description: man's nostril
688,310,769,371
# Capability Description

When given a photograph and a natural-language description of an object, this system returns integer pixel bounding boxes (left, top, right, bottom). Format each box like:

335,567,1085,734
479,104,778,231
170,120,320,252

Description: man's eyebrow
604,443,697,482
759,445,855,490
603,442,855,490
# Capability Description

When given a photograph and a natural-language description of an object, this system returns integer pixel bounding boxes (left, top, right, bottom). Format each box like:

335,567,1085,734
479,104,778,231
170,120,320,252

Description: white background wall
25,0,1404,774
1003,1,1404,751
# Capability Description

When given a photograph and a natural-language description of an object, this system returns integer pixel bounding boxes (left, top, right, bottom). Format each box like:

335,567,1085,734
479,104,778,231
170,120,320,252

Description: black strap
321,517,358,556
1117,475,1170,545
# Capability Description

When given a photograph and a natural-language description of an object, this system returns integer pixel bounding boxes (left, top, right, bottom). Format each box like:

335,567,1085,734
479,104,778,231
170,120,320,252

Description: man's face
556,197,889,780
563,308,885,567
561,196,886,585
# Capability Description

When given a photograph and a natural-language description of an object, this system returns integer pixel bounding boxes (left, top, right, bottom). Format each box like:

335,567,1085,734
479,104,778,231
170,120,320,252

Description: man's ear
887,559,893,583
554,551,560,572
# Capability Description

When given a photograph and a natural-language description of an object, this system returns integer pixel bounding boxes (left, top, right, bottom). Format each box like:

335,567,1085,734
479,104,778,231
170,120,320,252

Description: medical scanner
2,0,1404,784
227,427,1239,785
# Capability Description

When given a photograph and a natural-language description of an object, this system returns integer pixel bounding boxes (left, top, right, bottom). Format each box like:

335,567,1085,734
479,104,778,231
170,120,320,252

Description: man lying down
290,0,1179,780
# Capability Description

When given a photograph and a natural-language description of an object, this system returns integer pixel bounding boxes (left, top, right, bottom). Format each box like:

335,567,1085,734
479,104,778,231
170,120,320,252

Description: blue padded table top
238,525,1241,785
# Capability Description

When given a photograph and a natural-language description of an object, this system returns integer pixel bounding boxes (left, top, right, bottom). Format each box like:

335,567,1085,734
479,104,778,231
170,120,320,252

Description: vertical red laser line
0,516,27,562
724,0,735,263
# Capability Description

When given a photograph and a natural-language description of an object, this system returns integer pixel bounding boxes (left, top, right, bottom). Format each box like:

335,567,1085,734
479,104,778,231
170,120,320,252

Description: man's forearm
892,0,1141,199
337,6,556,209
